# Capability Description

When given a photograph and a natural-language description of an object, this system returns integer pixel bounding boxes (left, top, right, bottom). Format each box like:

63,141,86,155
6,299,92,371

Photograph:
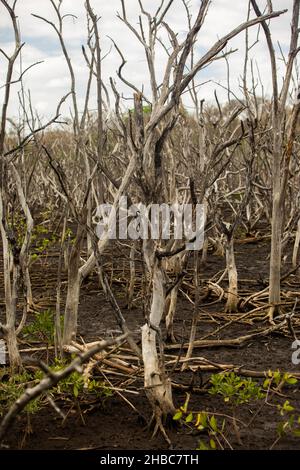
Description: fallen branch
64,341,139,374
167,356,300,379
165,317,288,350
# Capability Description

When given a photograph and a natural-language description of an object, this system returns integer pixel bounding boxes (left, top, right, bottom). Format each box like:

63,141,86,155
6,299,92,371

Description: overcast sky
0,0,296,122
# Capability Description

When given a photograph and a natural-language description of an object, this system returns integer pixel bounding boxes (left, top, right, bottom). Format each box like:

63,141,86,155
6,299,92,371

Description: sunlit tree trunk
225,236,238,313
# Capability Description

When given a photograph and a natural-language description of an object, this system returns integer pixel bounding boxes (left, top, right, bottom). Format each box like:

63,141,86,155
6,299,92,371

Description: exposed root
149,410,173,447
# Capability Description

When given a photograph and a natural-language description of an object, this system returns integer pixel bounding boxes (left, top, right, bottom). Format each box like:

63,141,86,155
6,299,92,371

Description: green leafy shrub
209,372,264,404
0,369,41,417
173,394,226,450
263,370,298,390
268,400,300,448
35,359,113,401
23,310,63,344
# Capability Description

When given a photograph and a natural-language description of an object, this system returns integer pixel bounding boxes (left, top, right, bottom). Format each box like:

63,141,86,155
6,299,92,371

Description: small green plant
209,372,264,404
35,358,113,401
55,371,112,400
127,105,152,116
23,310,63,345
7,213,26,246
29,224,59,266
270,400,300,449
142,105,152,114
263,370,298,391
277,401,300,437
0,369,41,417
0,359,113,419
173,394,227,450
64,227,74,241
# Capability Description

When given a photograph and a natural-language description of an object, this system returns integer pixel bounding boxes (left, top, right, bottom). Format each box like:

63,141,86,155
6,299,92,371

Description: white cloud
0,0,297,121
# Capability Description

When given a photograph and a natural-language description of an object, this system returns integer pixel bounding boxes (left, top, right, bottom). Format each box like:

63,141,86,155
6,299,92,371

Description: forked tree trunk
225,236,238,313
142,243,175,421
62,155,138,345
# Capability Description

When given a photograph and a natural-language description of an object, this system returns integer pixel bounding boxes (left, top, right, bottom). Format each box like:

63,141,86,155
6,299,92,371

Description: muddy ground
1,233,300,451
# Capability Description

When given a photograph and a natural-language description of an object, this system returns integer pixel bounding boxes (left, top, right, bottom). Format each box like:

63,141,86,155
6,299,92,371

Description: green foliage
0,369,41,417
35,358,113,401
173,394,225,450
142,105,151,114
23,310,63,345
32,226,74,258
31,224,58,261
64,227,74,241
275,400,300,442
263,370,298,390
7,214,27,246
209,372,264,404
55,371,112,399
174,372,300,450
126,104,152,118
0,358,113,419
7,216,57,255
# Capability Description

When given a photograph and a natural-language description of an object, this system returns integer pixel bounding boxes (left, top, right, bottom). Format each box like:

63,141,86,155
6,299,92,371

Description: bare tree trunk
142,242,175,421
292,218,300,267
268,99,300,321
225,236,238,312
268,182,282,320
6,321,21,372
182,251,200,371
165,286,179,343
250,1,299,322
164,251,185,343
0,193,22,370
127,243,136,309
62,225,85,346
13,165,34,329
54,215,67,357
201,236,209,265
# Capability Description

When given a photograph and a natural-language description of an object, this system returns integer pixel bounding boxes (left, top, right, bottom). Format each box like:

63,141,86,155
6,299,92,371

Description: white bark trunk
6,321,21,371
0,191,22,370
269,193,282,321
292,218,300,267
165,286,178,343
225,237,238,313
63,223,85,346
142,243,175,419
